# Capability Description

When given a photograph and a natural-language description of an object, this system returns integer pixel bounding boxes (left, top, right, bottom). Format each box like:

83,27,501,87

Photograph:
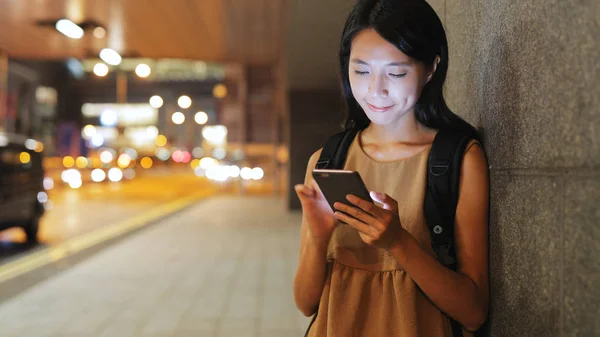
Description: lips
367,103,394,112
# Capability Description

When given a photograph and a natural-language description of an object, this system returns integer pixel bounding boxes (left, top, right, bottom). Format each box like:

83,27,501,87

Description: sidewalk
0,196,311,337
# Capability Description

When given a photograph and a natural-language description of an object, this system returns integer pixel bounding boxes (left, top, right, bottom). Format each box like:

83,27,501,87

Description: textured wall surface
443,1,599,336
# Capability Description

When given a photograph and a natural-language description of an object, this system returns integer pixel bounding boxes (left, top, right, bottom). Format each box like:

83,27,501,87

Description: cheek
392,77,425,101
349,75,366,99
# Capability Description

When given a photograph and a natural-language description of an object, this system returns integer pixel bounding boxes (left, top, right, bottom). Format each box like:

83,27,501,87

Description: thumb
295,184,315,198
370,191,398,212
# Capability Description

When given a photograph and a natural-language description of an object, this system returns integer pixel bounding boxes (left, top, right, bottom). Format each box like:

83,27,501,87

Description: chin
362,109,407,126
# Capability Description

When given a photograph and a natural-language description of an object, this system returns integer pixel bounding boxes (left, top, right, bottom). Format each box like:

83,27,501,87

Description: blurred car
0,133,46,242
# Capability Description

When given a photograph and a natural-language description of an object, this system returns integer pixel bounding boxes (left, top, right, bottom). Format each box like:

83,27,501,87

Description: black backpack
306,127,473,337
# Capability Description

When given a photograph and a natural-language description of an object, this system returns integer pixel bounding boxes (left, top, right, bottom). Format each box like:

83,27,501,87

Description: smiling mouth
367,103,394,112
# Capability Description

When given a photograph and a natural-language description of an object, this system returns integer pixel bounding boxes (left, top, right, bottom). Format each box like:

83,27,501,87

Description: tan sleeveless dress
307,131,460,337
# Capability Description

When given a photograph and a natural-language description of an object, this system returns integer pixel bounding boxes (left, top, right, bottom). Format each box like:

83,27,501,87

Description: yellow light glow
213,84,227,99
117,154,132,168
140,157,153,169
82,125,96,139
76,156,88,168
20,152,31,164
92,158,102,168
100,151,113,164
199,157,218,170
155,135,167,147
63,156,75,168
190,158,200,169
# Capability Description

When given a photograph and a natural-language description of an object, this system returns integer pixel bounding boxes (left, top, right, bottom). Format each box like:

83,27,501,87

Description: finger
333,202,382,230
333,211,375,236
294,184,315,198
346,194,381,216
370,192,398,213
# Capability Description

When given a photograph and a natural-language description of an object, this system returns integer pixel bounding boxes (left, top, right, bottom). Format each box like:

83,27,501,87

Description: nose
368,74,389,98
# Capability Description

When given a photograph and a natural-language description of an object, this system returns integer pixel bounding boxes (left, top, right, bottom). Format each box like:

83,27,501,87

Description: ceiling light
55,19,84,39
99,48,122,66
136,64,151,78
93,27,106,38
93,63,109,77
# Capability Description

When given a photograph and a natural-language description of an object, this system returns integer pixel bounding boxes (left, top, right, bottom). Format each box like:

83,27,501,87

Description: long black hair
340,0,479,140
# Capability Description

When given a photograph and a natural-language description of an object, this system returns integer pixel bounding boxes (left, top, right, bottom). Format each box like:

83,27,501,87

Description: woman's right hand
294,180,338,241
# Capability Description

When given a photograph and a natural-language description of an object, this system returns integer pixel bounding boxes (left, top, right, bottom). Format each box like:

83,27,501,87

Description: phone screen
312,169,373,212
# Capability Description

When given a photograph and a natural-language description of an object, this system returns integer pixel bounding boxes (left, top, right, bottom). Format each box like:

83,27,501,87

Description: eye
353,70,369,76
390,73,407,78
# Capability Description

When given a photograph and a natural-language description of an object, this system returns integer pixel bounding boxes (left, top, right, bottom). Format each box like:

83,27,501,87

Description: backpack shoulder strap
424,129,472,270
315,127,359,169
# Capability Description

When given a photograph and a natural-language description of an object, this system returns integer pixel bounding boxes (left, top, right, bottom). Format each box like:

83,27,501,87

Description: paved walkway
0,196,311,337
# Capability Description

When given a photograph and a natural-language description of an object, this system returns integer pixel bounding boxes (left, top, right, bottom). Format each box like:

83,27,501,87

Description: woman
293,0,490,336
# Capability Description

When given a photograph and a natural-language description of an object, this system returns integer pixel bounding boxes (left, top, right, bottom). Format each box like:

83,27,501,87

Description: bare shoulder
303,148,323,184
462,140,488,175
308,148,323,168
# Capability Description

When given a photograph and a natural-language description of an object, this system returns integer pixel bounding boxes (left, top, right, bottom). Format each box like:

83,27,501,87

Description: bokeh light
178,95,192,109
149,95,163,108
93,63,109,77
195,111,208,125
135,64,151,78
251,167,264,180
117,154,132,168
172,112,185,125
20,152,31,164
63,156,75,168
213,84,228,99
76,156,88,169
108,168,123,182
155,134,167,147
91,169,107,182
140,157,153,169
100,151,113,164
240,167,252,180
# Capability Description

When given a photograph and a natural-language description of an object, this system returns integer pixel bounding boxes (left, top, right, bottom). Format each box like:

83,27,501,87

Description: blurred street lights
178,95,192,109
195,111,208,125
172,112,185,125
149,95,163,108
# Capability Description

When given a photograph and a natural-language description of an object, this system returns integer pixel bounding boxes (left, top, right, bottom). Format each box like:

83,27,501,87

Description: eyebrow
351,59,412,66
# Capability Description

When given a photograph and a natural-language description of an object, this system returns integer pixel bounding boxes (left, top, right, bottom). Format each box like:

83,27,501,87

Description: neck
362,112,432,144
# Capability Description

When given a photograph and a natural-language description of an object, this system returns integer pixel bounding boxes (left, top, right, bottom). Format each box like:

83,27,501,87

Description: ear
426,56,441,84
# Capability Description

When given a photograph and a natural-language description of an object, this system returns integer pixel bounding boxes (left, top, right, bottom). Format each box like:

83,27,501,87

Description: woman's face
349,28,433,126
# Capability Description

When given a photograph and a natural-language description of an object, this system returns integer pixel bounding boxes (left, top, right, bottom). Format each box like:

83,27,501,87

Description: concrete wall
434,0,599,335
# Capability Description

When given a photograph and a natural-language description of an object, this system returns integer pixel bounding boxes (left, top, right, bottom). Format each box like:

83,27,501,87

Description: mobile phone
312,169,373,212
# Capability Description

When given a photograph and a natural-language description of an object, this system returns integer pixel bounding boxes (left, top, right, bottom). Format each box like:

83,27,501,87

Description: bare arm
388,142,489,331
293,149,337,317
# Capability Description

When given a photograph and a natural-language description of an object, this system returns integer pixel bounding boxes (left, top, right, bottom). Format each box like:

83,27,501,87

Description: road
0,167,223,265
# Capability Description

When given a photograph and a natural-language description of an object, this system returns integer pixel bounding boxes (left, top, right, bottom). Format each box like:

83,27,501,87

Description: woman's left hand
333,191,407,250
